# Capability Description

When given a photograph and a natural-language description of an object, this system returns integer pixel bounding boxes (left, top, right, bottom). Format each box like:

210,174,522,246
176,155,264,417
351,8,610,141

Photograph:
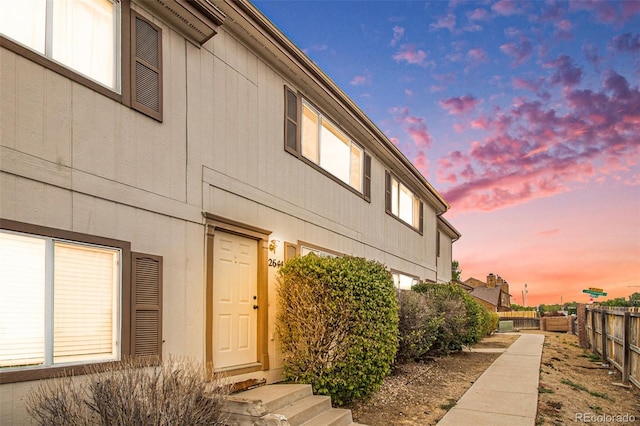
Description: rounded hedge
412,282,493,353
276,254,398,405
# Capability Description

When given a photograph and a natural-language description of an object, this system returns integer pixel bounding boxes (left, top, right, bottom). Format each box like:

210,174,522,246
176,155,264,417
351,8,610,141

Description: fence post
622,312,630,384
590,308,597,354
600,309,607,363
577,304,588,347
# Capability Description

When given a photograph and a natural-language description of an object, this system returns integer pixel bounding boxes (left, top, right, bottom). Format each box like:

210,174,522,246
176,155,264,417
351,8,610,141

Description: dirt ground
535,330,640,425
351,331,640,425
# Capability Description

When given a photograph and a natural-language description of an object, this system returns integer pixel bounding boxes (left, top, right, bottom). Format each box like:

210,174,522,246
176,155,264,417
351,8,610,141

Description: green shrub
396,290,442,363
412,282,491,354
26,357,230,426
276,254,398,406
488,311,500,334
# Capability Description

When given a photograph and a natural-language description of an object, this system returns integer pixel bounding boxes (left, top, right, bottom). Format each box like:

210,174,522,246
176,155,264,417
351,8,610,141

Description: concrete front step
223,384,363,426
301,407,353,426
273,395,332,424
225,384,312,417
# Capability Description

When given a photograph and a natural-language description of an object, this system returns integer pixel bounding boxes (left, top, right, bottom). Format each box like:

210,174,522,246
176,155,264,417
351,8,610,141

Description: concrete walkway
437,333,545,426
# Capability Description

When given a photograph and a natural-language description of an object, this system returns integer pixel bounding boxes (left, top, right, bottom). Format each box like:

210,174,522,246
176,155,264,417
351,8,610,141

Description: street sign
582,289,607,297
588,287,604,293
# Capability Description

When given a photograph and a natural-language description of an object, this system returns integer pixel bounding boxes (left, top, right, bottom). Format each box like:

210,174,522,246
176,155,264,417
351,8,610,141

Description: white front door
212,231,258,369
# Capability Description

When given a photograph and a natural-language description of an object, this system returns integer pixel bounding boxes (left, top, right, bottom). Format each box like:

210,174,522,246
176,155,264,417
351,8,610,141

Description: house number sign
268,259,284,268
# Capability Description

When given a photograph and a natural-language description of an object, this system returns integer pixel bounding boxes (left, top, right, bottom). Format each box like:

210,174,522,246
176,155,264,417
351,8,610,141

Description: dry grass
26,357,230,426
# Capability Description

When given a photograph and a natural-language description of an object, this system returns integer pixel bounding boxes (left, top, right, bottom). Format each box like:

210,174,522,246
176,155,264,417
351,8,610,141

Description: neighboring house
0,0,460,421
465,274,512,312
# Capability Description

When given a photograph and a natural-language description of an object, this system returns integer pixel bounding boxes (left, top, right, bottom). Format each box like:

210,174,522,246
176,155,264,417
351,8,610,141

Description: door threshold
215,362,263,376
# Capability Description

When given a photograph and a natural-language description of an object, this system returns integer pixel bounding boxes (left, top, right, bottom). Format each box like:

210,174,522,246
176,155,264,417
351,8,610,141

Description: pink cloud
430,13,456,32
390,26,404,47
582,43,602,67
500,37,533,66
609,33,640,53
392,44,429,67
492,0,523,16
437,72,640,212
391,107,434,148
544,54,583,87
440,95,481,115
512,77,543,93
349,75,368,86
569,0,617,24
468,8,491,21
622,1,640,20
413,150,430,175
468,48,488,63
554,19,573,40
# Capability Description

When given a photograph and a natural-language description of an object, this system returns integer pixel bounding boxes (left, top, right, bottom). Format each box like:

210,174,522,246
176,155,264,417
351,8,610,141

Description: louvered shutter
385,171,392,213
363,153,372,201
131,252,162,360
131,12,162,121
419,201,424,235
284,87,299,154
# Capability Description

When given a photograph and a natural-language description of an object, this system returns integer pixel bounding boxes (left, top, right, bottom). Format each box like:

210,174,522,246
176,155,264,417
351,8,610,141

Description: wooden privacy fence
505,317,540,329
498,311,538,318
582,306,640,389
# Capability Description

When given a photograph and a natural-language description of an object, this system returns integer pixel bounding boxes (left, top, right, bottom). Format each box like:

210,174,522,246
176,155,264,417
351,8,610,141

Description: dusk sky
253,0,640,306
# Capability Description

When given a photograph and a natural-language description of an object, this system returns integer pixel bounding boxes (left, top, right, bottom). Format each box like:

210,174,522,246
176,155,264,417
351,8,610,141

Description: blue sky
253,0,640,305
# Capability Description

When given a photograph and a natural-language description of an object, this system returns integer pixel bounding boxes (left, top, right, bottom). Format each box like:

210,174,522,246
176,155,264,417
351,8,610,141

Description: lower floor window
393,272,418,290
0,230,120,369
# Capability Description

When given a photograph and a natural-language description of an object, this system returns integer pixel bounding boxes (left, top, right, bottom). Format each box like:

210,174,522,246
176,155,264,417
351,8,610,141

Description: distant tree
538,304,562,315
510,303,535,311
600,297,630,307
451,260,461,281
630,292,640,307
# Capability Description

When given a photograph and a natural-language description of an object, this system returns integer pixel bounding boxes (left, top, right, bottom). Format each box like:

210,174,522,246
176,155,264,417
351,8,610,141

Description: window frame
0,219,133,383
0,0,163,122
385,171,424,234
284,86,372,201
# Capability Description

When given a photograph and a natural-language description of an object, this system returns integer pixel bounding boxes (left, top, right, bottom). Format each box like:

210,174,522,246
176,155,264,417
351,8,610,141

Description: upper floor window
1,0,120,91
302,101,364,191
285,87,371,200
385,171,424,233
0,0,163,121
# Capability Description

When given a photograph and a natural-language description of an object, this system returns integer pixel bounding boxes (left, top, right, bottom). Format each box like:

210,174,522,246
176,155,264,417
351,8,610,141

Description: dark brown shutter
284,242,298,262
131,12,163,121
131,252,163,360
363,153,372,201
436,231,441,257
385,171,392,213
284,87,299,155
418,201,424,234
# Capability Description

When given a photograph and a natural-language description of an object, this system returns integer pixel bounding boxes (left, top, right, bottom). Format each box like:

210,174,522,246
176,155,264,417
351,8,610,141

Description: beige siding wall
1,3,453,421
199,27,437,279
437,232,454,283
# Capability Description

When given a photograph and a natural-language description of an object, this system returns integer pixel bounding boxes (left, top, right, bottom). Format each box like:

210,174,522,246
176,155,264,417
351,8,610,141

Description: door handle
253,304,259,310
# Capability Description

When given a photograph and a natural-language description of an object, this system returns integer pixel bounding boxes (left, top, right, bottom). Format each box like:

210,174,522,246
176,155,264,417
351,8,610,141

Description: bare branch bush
26,356,230,426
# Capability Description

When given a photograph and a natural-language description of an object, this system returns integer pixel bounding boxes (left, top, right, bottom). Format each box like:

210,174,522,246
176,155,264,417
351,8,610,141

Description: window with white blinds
0,0,119,90
0,231,120,370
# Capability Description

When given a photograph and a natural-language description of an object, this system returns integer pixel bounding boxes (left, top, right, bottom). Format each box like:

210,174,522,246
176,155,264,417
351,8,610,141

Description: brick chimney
487,273,497,288
497,275,504,286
